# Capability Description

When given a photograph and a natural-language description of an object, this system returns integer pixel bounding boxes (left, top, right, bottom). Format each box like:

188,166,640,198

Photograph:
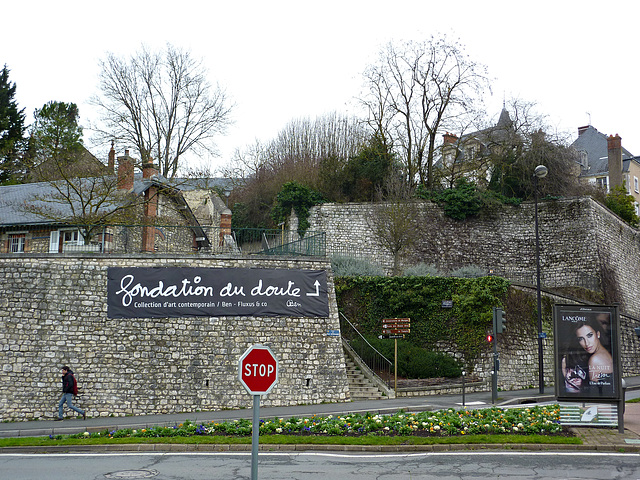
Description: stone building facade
0,255,347,422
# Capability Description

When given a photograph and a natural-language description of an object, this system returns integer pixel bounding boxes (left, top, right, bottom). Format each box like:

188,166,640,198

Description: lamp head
534,165,548,178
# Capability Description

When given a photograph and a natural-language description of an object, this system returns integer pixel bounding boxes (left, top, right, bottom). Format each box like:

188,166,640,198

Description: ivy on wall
335,275,511,365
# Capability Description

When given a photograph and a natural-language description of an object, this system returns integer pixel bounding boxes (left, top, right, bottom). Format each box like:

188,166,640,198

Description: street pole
251,394,259,480
534,165,548,395
492,334,498,404
394,338,398,397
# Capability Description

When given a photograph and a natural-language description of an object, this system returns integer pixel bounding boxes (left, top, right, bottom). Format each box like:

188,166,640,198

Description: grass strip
0,433,580,448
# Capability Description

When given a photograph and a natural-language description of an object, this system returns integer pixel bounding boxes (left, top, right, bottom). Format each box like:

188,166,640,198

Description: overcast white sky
3,0,639,173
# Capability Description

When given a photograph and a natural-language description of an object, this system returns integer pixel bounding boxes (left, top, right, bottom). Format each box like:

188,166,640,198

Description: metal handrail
339,311,393,389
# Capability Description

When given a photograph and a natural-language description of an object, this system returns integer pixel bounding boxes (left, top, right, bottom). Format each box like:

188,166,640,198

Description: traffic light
493,307,507,334
486,333,494,343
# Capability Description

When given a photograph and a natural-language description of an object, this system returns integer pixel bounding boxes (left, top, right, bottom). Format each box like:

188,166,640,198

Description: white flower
276,428,282,433
83,432,90,437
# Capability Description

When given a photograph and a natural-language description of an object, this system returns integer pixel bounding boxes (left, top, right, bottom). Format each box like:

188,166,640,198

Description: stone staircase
344,351,386,401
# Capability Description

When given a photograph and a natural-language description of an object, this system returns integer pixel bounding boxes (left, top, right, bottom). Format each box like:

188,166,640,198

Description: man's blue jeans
58,393,84,419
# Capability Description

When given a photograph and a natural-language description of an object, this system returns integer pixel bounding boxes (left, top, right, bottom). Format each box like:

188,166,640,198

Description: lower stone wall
0,255,348,422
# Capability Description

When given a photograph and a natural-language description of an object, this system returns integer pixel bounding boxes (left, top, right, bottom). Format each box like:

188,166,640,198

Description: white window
634,176,639,193
9,233,26,253
467,145,477,159
596,177,608,192
49,229,84,253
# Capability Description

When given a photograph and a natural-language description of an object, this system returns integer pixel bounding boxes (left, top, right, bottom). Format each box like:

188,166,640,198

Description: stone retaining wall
0,255,347,422
301,196,640,389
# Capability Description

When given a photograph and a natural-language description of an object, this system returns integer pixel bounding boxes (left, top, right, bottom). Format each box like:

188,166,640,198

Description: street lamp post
533,164,548,394
224,186,232,207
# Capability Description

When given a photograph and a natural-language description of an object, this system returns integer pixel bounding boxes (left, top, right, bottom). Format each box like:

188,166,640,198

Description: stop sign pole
238,344,279,480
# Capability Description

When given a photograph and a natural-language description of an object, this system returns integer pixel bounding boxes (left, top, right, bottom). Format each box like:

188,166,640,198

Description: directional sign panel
382,318,411,335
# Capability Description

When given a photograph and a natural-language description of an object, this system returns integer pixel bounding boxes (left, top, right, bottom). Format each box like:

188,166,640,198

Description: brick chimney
117,150,134,191
443,132,458,145
108,140,115,173
608,134,623,189
142,159,158,179
219,208,232,247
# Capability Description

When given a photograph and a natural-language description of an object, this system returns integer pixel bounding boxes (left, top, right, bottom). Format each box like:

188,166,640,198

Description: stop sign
238,344,279,395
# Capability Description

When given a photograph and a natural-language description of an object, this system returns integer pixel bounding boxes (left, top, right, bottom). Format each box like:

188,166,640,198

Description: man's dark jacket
62,370,75,394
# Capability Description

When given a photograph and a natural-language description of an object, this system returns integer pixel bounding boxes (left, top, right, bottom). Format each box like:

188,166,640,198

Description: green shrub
350,336,461,378
271,181,324,236
449,265,487,278
402,263,442,277
605,184,639,227
331,255,385,277
431,178,483,220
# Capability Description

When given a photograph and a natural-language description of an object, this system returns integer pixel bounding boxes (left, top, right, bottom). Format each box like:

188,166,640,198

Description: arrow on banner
306,280,320,297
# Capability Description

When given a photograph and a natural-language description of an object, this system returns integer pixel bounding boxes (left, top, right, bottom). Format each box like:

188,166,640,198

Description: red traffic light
486,334,494,343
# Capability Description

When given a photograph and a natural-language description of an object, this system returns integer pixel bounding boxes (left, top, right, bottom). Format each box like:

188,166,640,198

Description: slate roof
459,108,516,146
0,173,200,230
571,125,635,176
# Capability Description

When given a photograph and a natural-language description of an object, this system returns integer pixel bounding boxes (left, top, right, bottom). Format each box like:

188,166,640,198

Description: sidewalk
2,377,640,452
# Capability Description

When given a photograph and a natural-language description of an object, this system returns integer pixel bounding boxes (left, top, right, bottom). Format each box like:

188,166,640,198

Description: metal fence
340,312,393,390
4,224,326,257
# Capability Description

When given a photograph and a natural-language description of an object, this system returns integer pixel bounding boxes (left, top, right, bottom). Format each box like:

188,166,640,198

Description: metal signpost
381,318,410,396
238,344,279,480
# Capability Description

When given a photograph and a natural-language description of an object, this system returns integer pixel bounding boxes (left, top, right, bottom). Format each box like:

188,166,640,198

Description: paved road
1,451,640,479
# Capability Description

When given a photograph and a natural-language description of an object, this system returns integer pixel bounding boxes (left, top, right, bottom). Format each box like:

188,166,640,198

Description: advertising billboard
554,304,621,402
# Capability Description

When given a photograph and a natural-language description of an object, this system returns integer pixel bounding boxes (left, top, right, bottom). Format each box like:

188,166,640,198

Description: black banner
554,304,621,401
107,267,329,318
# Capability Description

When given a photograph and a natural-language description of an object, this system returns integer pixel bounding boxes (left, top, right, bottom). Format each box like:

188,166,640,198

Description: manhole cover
104,470,159,478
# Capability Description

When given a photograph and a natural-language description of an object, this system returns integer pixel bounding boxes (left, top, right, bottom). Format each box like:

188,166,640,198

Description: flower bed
57,405,563,441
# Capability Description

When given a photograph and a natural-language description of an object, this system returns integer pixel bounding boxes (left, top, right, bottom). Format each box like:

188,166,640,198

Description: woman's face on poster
576,325,600,354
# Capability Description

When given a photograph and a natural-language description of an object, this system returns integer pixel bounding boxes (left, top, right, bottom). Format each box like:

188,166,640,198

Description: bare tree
222,113,369,228
367,174,419,275
483,99,582,198
92,44,233,178
361,36,490,190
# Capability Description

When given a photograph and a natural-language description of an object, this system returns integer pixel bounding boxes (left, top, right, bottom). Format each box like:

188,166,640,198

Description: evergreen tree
339,134,395,201
27,101,86,180
0,65,27,185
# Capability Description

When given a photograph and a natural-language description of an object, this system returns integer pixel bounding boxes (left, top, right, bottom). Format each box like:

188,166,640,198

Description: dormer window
579,151,588,169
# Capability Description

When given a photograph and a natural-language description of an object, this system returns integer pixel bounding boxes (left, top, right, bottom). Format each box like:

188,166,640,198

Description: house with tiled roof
0,145,228,254
571,125,640,214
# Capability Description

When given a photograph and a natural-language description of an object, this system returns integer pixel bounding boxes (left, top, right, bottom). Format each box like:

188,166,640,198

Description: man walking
56,366,85,421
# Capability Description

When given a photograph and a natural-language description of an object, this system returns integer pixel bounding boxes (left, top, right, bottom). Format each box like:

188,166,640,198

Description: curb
2,441,640,455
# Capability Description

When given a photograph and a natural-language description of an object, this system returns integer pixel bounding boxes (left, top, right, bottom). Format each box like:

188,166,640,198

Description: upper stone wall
306,197,637,308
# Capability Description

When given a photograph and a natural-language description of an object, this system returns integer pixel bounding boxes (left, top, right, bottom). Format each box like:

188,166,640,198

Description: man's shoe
54,418,63,421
